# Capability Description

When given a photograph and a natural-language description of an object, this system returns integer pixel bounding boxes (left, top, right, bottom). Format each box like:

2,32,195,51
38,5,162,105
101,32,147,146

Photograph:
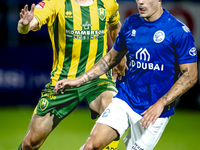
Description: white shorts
96,98,170,150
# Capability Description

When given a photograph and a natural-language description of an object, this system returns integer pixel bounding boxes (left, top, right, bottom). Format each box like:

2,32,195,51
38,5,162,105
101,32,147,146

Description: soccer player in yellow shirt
17,0,126,149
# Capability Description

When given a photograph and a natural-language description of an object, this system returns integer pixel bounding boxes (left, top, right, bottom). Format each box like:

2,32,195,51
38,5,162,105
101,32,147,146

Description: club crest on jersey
40,98,49,111
153,30,165,43
98,8,106,21
35,1,45,9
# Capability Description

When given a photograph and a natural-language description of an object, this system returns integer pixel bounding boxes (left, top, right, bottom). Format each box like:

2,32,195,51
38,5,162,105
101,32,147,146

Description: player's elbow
193,71,198,85
190,68,198,86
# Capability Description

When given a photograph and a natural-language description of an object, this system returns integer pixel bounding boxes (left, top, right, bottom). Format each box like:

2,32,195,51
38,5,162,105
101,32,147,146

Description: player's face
135,0,163,21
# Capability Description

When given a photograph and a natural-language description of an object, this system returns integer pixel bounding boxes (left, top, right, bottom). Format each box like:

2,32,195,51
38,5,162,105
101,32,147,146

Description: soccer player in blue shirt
54,0,198,149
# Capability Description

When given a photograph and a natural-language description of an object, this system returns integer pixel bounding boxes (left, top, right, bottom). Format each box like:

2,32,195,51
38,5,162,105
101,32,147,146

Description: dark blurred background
0,0,199,110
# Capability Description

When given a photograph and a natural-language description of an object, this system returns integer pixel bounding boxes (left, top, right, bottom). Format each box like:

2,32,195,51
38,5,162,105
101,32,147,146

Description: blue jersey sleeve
173,25,197,64
113,18,128,52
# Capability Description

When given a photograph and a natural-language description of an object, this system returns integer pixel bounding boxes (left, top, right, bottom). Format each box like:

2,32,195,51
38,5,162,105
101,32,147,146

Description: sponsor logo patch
182,25,190,33
35,1,46,9
81,21,92,30
65,11,73,18
130,48,165,71
189,47,197,56
132,143,144,150
131,29,136,37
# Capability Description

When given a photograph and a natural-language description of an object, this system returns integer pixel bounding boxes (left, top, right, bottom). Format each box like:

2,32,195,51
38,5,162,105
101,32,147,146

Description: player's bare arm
140,62,198,128
54,48,127,94
17,4,38,34
113,55,128,81
109,22,128,81
80,48,126,82
109,21,121,43
53,55,112,94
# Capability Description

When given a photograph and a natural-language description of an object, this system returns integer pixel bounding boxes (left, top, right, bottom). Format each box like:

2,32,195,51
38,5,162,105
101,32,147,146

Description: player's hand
140,100,165,128
19,4,35,26
53,79,81,94
112,56,128,82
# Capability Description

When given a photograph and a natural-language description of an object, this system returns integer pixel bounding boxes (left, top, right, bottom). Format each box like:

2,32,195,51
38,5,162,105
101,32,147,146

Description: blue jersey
113,9,197,117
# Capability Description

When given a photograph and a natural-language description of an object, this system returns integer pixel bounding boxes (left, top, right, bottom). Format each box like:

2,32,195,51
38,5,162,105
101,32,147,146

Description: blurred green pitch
0,107,199,150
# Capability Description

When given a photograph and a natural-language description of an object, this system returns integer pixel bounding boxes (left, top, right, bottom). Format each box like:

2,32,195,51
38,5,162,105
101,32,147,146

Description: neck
75,0,94,6
145,7,163,22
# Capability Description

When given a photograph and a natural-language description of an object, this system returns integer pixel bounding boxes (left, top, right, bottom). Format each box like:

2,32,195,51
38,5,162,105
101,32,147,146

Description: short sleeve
108,11,120,26
103,0,120,26
113,18,129,52
32,0,60,31
173,25,197,64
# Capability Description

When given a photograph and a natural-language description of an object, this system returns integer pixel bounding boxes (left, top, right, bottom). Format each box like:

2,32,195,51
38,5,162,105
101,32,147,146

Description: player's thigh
97,98,130,137
79,78,117,119
35,86,81,119
125,115,170,150
142,117,170,149
89,90,117,115
88,123,118,149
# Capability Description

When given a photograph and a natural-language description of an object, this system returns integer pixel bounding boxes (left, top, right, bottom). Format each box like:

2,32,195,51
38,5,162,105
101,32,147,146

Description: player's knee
22,139,41,150
82,143,94,150
84,140,104,150
81,139,101,150
93,143,103,150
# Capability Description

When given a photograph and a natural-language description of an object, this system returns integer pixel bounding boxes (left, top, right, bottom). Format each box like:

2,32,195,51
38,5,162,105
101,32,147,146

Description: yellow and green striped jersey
33,0,120,86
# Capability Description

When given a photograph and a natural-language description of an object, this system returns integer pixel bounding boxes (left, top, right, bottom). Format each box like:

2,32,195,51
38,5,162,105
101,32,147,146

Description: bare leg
21,112,61,150
80,123,118,150
89,91,116,115
80,91,119,150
